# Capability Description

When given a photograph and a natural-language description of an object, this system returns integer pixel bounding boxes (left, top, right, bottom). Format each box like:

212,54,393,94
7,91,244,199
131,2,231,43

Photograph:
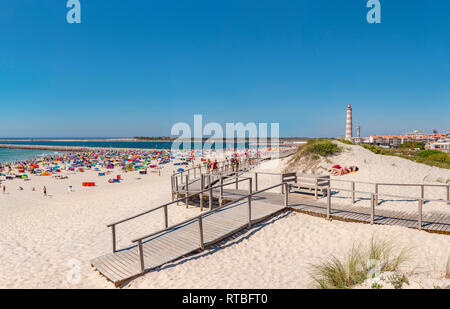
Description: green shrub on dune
311,141,341,156
288,139,342,169
335,139,354,145
361,145,450,169
398,141,425,150
362,144,390,155
417,149,444,158
295,139,342,158
418,152,450,164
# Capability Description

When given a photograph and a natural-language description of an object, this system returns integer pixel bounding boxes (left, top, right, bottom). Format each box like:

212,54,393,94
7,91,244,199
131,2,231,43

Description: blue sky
0,0,449,138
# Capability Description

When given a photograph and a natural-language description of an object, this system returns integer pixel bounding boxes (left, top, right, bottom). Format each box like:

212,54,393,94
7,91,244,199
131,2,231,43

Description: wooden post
209,185,213,210
326,186,331,220
314,178,318,200
194,167,196,179
370,194,375,224
284,183,289,206
185,175,189,208
255,172,258,192
247,196,252,228
200,175,204,211
198,217,204,250
375,184,379,206
351,181,355,205
164,205,168,228
420,185,424,206
418,198,423,231
170,175,174,192
447,186,450,205
219,175,223,206
235,172,238,190
111,225,116,253
175,176,179,205
281,175,284,194
138,240,145,274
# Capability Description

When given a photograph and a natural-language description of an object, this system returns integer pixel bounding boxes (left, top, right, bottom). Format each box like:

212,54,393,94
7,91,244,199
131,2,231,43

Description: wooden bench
286,173,330,199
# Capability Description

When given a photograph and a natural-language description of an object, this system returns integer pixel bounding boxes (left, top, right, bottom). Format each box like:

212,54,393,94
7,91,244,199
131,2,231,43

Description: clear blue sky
0,0,449,138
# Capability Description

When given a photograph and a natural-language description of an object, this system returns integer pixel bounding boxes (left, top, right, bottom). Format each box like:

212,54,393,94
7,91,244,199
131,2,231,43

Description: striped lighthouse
345,104,353,140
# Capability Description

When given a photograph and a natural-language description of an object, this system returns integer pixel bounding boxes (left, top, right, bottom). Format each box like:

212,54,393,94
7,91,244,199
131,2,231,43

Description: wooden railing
171,146,298,182
131,181,289,274
324,186,450,231
329,178,450,206
107,176,254,253
253,172,450,206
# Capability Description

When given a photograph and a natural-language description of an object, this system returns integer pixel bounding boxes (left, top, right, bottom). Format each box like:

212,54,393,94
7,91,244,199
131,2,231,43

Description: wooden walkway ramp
92,163,450,287
91,194,286,286
286,195,450,235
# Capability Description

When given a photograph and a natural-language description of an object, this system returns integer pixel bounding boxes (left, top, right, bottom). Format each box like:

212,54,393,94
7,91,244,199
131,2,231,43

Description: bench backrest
282,172,297,183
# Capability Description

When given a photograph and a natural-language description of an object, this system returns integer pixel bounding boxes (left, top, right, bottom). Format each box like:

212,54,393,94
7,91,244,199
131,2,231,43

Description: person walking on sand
2,185,5,194
43,186,47,196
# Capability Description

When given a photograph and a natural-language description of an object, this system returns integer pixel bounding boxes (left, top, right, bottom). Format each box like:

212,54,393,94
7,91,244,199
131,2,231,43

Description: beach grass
310,237,411,289
289,139,341,164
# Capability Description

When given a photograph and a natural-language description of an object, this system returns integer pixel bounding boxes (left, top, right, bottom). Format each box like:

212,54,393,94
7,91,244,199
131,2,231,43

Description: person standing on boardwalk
212,159,218,174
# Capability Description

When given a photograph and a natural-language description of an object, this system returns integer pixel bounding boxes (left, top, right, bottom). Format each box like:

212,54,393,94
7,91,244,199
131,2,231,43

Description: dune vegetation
286,139,342,173
309,237,411,289
361,144,450,169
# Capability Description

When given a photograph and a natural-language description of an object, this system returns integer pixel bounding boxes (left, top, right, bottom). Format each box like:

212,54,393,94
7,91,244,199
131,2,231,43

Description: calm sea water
0,149,61,163
0,139,276,162
0,140,255,150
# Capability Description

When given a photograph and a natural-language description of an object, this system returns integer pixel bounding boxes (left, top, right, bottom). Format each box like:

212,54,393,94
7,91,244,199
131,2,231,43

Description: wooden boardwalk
91,166,450,287
91,197,286,286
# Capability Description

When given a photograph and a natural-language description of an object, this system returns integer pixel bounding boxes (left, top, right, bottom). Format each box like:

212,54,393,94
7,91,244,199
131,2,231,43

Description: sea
0,138,275,163
0,149,61,163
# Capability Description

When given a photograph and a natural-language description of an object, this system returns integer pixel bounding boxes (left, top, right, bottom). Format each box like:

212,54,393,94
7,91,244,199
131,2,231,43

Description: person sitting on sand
330,166,358,176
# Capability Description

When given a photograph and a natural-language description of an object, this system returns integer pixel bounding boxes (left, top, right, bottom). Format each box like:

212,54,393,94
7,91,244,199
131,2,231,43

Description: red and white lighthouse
345,104,353,140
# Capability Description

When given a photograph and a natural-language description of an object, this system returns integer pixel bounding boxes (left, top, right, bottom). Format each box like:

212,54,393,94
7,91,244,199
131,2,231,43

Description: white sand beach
0,145,449,289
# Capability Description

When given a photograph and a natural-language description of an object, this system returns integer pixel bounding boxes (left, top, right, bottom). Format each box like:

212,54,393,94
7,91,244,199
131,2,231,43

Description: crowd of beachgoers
0,147,290,194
